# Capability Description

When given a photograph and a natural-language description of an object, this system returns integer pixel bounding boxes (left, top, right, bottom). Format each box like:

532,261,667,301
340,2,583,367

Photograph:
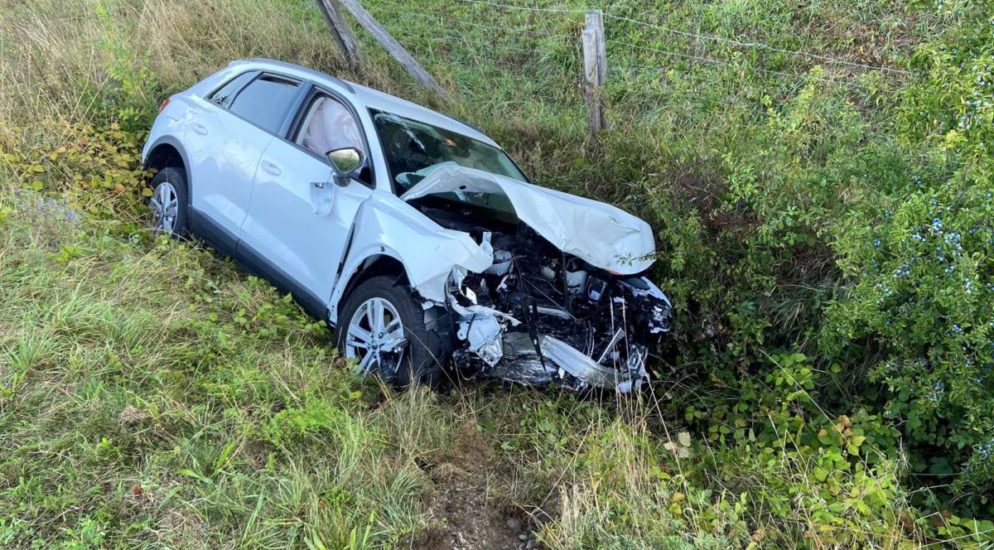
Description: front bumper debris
471,331,649,393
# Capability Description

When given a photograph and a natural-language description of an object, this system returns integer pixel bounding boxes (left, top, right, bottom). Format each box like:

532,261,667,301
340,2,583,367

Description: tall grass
0,192,460,547
0,0,407,134
0,0,980,547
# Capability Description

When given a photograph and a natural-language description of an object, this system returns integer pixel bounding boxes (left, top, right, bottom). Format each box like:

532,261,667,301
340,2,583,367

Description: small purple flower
976,440,994,460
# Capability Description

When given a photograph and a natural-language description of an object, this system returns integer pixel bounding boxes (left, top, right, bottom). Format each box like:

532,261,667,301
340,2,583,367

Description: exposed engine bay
411,193,673,392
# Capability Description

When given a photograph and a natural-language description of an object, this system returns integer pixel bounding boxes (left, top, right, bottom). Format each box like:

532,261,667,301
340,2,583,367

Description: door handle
191,123,208,135
311,181,326,189
261,160,281,176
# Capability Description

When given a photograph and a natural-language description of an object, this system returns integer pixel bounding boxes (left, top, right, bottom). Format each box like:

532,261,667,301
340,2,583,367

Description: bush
3,0,994,544
821,8,994,514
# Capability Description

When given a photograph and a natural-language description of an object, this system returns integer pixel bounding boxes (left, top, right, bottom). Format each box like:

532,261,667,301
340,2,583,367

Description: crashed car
142,59,672,392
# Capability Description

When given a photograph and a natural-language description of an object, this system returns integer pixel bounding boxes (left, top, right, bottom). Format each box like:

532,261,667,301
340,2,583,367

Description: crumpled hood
400,164,656,274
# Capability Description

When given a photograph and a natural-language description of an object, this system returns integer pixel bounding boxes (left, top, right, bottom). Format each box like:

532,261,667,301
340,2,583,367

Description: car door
238,91,375,317
185,72,301,252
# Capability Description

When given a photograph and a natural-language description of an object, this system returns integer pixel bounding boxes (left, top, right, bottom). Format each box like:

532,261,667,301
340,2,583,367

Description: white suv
142,59,672,391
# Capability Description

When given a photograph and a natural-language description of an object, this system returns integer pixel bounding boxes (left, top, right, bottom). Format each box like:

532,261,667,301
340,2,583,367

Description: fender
326,191,493,325
142,135,194,204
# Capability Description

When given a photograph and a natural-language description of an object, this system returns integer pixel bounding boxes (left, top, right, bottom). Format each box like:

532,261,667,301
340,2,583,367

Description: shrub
821,8,994,514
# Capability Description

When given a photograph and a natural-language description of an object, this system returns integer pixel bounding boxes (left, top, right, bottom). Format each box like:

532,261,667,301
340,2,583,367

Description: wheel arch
144,137,192,203
332,253,411,325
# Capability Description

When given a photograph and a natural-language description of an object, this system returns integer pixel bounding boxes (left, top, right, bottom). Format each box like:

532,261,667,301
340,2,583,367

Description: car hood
400,163,655,274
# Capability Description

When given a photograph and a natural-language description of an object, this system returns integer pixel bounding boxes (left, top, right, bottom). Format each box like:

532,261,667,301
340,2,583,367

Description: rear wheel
148,167,188,237
337,276,450,389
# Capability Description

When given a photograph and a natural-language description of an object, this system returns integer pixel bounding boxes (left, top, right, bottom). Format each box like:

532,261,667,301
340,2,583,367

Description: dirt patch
405,423,542,550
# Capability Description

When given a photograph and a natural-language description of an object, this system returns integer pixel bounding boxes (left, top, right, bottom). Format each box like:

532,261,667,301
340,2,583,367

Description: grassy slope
0,198,706,548
0,0,985,548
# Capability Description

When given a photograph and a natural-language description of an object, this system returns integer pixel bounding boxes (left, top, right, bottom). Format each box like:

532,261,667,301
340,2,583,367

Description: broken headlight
619,277,673,335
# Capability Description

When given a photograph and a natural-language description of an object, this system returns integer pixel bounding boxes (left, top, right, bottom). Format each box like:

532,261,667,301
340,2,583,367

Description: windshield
370,110,527,194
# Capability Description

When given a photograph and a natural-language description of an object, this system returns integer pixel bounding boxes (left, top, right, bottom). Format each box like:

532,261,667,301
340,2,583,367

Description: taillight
159,97,171,112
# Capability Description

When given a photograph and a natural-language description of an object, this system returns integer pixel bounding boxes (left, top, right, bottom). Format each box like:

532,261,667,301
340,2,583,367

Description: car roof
229,59,497,147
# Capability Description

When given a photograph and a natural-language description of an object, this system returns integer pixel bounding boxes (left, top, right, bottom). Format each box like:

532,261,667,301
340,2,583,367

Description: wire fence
368,0,913,129
601,13,911,76
446,0,911,72
614,41,874,91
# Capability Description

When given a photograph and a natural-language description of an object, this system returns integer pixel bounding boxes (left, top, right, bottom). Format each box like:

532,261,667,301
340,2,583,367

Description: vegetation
2,0,993,547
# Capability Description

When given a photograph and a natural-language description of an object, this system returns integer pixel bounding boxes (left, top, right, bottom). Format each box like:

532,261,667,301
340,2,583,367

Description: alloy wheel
344,297,408,376
150,181,179,234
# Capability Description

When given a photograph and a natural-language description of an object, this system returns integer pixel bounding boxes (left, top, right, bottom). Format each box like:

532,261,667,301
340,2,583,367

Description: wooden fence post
315,0,363,70
582,9,607,138
336,0,451,102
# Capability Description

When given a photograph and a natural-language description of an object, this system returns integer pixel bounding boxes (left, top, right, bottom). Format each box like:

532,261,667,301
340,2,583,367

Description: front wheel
336,276,450,389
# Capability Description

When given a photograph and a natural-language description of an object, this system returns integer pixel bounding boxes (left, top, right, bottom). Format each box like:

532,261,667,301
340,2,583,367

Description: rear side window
208,71,255,108
228,75,300,134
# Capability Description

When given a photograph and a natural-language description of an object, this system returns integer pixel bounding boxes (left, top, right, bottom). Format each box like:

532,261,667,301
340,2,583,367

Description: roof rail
241,58,356,94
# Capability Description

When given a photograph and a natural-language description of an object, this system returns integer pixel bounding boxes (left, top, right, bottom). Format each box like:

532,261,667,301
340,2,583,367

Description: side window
294,95,371,185
228,75,300,134
295,95,366,158
207,71,255,109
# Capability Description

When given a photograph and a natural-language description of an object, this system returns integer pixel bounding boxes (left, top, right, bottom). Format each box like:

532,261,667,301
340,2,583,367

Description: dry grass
0,0,405,136
0,0,969,547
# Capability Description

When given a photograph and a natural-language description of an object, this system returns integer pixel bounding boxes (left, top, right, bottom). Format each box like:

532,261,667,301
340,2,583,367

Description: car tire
148,167,189,238
337,275,450,389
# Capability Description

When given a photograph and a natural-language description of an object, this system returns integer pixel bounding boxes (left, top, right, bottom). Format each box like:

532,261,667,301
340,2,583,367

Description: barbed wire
390,30,564,57
440,0,909,76
623,63,869,92
375,9,565,36
378,0,899,93
452,0,586,14
615,41,874,90
604,13,910,76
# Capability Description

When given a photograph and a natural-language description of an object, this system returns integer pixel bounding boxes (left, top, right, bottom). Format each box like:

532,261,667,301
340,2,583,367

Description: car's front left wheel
148,167,189,237
336,276,450,389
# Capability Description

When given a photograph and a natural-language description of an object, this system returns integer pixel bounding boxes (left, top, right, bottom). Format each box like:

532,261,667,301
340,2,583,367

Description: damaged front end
391,164,672,393
444,229,672,393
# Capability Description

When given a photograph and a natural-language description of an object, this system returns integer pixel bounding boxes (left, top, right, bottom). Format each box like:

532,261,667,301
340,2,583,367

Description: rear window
228,75,300,134
208,71,256,108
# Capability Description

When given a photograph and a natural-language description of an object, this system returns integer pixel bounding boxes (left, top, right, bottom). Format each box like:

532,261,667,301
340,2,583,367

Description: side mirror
326,147,364,185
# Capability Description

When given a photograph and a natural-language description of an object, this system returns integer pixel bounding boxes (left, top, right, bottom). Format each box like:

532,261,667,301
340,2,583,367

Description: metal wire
376,10,567,37
604,13,911,76
389,31,555,56
614,40,874,90
452,0,588,14
374,0,895,93
438,1,909,76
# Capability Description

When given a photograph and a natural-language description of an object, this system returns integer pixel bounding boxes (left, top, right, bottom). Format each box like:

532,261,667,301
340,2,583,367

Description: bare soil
404,423,543,550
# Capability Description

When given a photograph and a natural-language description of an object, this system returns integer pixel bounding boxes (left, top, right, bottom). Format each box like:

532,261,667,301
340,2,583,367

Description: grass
0,195,433,547
0,196,746,548
2,0,991,547
0,196,928,547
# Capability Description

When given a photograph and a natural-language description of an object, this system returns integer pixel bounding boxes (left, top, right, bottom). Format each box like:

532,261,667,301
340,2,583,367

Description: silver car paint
400,163,656,275
142,60,667,392
327,190,493,323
